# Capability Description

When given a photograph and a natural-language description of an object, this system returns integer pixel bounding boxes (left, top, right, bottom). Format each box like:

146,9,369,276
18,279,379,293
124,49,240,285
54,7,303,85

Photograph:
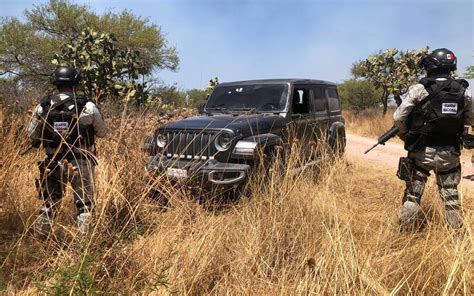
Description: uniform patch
442,103,458,114
53,122,69,134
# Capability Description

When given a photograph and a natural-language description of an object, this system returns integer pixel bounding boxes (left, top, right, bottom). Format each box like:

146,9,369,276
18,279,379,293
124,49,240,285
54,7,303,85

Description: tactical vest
405,78,467,152
39,93,95,153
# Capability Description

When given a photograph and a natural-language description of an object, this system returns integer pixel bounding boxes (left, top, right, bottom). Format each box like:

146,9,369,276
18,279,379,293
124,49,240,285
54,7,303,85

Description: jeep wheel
330,130,346,156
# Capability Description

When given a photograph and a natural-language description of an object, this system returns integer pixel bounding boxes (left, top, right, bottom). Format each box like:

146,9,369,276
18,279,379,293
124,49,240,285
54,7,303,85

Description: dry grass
0,105,473,294
344,109,396,139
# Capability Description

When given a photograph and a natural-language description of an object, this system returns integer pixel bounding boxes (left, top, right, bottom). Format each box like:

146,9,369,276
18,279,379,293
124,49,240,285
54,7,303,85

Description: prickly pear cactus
52,28,150,104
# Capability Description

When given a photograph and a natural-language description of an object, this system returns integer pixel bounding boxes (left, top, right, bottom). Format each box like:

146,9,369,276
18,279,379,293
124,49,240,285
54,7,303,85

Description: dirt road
345,133,474,189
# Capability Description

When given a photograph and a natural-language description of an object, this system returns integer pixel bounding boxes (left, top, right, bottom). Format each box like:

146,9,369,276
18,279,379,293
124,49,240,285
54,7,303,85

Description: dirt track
345,133,474,189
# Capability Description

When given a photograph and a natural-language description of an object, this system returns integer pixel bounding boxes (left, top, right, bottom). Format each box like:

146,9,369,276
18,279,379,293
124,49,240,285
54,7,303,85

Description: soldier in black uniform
393,48,473,229
28,66,108,236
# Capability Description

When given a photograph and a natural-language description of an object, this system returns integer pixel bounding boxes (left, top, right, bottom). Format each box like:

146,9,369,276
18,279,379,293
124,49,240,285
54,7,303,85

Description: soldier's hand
398,133,406,142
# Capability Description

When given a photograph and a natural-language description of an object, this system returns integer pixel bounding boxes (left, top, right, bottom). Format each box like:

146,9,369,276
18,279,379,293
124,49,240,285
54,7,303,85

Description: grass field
0,106,472,294
343,109,395,138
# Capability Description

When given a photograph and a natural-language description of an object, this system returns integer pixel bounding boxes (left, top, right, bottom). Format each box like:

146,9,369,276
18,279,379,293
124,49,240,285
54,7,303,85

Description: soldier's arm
464,87,473,127
27,104,43,143
81,101,108,138
393,84,428,134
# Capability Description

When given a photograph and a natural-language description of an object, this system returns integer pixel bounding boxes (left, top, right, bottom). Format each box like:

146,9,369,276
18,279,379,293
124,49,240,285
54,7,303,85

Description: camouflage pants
401,146,462,228
37,157,95,221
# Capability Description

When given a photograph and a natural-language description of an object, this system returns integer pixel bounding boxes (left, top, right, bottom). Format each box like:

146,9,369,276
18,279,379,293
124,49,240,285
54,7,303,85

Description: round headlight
215,132,233,151
156,134,167,148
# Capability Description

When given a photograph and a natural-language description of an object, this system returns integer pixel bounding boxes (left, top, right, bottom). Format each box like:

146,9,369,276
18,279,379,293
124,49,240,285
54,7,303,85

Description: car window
292,88,310,114
312,87,327,112
325,88,340,112
206,83,288,112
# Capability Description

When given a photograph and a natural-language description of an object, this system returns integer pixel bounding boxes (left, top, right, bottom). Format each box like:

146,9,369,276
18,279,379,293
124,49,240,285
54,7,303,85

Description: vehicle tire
330,129,346,156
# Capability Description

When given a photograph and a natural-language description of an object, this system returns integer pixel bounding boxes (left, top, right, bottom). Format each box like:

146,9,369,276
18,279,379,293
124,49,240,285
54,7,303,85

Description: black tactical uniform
393,48,473,229
27,66,107,235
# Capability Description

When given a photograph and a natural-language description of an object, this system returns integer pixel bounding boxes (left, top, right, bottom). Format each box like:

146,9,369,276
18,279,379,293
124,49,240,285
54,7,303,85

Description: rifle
364,127,400,154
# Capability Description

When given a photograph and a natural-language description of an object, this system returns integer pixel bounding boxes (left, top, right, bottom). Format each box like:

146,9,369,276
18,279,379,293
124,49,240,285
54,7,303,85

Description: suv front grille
165,131,218,160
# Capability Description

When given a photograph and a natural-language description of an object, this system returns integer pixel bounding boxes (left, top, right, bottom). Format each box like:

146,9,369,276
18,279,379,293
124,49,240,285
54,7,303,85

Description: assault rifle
364,127,400,154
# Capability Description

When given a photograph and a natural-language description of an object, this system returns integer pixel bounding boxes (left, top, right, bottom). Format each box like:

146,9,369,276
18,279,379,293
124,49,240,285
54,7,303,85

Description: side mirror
197,101,206,114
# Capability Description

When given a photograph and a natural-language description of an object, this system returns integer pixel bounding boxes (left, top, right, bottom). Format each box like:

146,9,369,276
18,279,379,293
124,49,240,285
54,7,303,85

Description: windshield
205,83,289,113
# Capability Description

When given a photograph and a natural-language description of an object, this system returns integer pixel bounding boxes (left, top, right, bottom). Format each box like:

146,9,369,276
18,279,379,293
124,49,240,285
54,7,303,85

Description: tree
205,77,219,95
464,66,474,79
186,88,208,107
149,84,186,108
352,47,428,114
0,0,178,89
53,29,148,104
338,79,382,111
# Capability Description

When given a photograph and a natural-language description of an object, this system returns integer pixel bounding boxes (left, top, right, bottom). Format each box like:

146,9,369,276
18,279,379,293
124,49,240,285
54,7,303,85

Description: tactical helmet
51,66,82,86
419,48,457,72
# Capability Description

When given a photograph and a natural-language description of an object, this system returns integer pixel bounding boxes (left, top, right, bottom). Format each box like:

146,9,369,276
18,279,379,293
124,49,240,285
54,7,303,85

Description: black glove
398,133,406,142
463,133,474,149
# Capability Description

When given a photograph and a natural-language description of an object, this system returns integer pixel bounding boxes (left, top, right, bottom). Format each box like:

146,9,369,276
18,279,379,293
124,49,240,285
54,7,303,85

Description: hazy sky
2,0,473,89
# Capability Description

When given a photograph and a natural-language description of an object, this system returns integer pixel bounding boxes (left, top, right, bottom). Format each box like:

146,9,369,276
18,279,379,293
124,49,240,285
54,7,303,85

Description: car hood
159,113,286,137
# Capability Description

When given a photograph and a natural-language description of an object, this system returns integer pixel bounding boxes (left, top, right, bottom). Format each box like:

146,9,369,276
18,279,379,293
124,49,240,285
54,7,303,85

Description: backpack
405,78,467,152
38,93,95,150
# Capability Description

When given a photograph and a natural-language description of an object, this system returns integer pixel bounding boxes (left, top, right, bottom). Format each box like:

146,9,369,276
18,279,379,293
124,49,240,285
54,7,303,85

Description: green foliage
53,28,148,103
464,65,474,79
205,77,219,95
352,47,428,114
144,267,173,293
0,0,178,89
186,88,208,107
38,256,98,295
338,79,382,111
149,84,186,108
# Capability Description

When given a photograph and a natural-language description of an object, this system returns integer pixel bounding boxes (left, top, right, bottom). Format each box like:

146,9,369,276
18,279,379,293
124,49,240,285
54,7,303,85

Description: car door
288,85,314,155
324,86,346,151
309,86,330,145
324,86,343,125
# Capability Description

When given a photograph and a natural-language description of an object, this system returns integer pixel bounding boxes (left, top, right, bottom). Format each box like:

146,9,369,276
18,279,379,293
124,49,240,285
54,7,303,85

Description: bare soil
345,133,474,188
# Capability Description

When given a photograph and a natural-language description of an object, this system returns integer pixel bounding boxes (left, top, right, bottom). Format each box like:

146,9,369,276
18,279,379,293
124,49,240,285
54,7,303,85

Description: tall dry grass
344,109,396,138
0,105,473,294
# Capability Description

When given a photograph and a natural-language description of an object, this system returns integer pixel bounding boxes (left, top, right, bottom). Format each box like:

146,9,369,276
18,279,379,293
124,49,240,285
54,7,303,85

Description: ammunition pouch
404,131,426,152
397,157,413,181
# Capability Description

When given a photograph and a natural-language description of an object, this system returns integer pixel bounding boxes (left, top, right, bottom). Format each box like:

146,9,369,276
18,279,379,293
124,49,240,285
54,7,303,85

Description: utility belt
405,132,461,152
397,157,432,181
397,156,461,181
44,145,98,165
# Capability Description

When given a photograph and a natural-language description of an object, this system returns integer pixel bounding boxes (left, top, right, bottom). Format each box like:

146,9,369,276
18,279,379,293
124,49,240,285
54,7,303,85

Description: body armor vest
405,78,466,152
39,93,95,154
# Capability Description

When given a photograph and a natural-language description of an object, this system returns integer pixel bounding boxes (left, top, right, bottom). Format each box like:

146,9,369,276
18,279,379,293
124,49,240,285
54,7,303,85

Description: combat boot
445,209,463,229
77,212,92,234
35,212,53,238
399,200,421,230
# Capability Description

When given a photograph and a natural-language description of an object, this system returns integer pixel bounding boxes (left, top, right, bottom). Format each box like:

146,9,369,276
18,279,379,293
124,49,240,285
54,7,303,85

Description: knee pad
436,166,461,187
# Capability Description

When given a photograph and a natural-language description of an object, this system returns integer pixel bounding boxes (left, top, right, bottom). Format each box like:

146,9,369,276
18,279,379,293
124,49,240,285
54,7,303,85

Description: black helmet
419,48,457,72
50,66,82,86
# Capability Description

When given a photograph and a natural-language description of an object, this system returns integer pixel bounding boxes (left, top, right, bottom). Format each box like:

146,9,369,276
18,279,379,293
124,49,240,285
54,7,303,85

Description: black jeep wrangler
145,79,345,188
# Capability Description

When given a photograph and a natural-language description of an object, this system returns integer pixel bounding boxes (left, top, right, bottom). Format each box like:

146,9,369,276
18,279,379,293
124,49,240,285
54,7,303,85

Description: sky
2,0,473,90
